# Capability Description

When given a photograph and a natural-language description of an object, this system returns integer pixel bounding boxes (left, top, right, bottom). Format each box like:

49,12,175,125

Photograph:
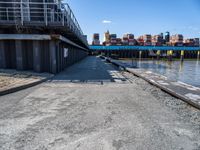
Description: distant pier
90,45,200,60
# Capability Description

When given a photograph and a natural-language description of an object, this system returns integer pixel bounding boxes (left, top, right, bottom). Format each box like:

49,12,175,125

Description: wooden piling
139,51,142,60
180,50,184,62
156,50,160,60
167,50,173,61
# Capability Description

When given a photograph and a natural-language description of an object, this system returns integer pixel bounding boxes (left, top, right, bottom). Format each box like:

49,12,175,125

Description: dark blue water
122,60,200,87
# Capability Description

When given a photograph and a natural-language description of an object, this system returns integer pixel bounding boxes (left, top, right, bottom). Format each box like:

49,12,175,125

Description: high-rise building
116,38,122,45
104,30,110,43
152,35,163,46
170,34,184,46
110,34,117,45
165,32,170,43
194,38,200,47
142,34,152,46
122,34,129,45
137,36,144,46
92,33,100,45
160,33,164,39
127,34,135,45
185,38,200,47
184,39,194,46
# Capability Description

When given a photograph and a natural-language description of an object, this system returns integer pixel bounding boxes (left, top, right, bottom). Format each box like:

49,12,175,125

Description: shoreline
117,58,200,88
118,58,200,61
102,56,200,110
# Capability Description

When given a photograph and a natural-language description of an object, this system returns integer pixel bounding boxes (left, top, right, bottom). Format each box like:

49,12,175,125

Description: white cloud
102,20,112,24
187,26,199,31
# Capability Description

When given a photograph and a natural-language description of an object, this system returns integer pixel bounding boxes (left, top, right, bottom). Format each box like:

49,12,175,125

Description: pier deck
106,58,200,109
0,56,199,150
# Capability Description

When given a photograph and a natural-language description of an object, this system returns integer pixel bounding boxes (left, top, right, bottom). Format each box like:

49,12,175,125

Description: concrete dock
0,56,200,150
107,58,200,109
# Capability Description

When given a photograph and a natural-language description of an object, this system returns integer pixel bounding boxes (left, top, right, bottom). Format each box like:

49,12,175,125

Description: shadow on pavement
51,56,121,83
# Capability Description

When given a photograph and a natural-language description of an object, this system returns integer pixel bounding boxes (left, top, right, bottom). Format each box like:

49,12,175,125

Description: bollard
180,50,184,62
139,51,142,60
197,51,200,60
167,50,173,61
156,50,160,60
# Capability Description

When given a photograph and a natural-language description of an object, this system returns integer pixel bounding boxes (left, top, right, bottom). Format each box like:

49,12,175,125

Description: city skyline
66,0,200,43
91,31,199,47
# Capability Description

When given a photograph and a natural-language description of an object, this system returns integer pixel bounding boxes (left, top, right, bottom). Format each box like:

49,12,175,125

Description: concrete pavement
52,56,128,83
107,57,200,109
0,56,200,150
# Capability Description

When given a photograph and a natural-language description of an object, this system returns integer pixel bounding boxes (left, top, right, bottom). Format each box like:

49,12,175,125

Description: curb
125,68,200,110
0,75,54,96
101,56,200,110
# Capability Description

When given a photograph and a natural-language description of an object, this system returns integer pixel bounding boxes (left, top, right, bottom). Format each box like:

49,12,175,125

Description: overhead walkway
0,1,88,48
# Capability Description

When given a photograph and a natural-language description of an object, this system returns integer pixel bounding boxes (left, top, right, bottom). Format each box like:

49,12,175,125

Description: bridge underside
90,46,200,59
0,34,88,74
90,46,200,51
93,50,199,59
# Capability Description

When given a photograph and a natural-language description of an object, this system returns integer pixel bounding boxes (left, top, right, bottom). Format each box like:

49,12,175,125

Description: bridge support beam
50,40,58,74
33,41,41,72
0,41,6,68
15,40,24,70
180,50,184,62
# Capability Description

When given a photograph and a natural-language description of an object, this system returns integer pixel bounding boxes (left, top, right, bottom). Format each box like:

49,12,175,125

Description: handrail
0,1,88,46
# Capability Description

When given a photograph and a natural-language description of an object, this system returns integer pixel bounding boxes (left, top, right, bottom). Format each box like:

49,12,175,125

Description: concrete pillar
15,40,24,70
197,51,200,60
180,50,184,62
50,40,57,74
156,50,161,60
33,41,41,72
0,41,6,68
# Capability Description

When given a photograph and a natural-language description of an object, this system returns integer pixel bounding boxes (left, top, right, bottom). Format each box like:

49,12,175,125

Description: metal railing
0,1,88,46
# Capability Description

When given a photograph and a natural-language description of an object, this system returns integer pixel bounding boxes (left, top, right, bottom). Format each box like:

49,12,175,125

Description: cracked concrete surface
0,57,200,150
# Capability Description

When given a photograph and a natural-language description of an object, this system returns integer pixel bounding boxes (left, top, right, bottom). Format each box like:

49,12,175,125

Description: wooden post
167,50,173,61
156,50,160,60
197,51,200,60
180,50,184,62
139,51,142,60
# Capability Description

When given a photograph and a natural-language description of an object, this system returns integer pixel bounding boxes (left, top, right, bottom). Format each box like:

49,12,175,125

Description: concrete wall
0,39,87,73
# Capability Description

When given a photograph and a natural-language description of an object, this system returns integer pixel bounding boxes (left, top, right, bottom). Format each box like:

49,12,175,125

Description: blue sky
66,0,200,43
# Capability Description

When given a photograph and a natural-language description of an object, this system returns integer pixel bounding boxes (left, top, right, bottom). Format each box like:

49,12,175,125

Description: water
121,60,200,87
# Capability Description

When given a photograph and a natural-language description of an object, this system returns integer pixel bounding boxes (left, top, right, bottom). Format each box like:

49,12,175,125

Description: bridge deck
90,45,200,51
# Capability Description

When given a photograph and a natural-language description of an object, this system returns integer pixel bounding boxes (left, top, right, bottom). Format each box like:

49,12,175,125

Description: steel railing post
6,8,9,21
44,4,47,26
20,0,23,25
62,12,64,26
